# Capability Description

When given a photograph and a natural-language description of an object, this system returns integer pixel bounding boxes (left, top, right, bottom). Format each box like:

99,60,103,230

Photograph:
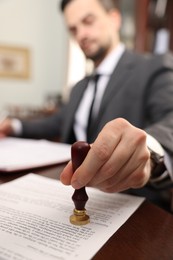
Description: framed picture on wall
0,45,30,79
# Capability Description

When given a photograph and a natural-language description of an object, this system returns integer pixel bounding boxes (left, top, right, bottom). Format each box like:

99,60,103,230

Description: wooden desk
0,164,173,259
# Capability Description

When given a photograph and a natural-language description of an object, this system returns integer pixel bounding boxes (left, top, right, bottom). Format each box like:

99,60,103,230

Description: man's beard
85,46,109,64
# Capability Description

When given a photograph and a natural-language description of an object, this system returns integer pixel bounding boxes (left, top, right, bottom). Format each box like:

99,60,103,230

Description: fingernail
72,180,82,189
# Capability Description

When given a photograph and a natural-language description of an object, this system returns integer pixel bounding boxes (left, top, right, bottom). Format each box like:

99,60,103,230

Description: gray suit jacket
22,50,173,152
21,50,173,210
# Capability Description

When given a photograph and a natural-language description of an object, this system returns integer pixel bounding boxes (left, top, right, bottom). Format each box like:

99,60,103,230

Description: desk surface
0,164,173,260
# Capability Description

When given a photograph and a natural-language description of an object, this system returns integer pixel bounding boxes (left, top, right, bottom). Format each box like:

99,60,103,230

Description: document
0,174,145,260
0,137,71,172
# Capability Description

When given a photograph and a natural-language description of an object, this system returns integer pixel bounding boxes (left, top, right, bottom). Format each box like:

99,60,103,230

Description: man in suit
0,0,173,211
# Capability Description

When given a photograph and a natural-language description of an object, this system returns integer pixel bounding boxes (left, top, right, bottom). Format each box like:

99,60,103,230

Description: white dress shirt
74,43,125,141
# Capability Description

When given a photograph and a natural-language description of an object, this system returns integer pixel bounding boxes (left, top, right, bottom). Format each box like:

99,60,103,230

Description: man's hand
0,119,13,138
60,118,151,193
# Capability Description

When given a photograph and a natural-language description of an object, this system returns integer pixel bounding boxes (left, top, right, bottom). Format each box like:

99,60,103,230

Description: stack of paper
0,137,71,172
0,174,144,260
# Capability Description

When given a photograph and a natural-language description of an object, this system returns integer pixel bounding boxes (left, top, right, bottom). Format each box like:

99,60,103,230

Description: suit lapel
97,50,135,119
63,50,136,143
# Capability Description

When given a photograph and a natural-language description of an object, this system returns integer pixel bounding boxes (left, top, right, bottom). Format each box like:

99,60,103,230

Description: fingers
60,118,151,193
0,133,6,139
92,152,151,193
0,119,13,136
71,120,122,189
60,161,73,185
89,125,150,187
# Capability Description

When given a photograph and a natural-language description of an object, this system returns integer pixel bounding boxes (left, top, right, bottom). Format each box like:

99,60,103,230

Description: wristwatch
149,148,168,183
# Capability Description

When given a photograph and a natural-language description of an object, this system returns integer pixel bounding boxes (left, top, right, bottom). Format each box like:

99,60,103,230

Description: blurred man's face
64,0,121,66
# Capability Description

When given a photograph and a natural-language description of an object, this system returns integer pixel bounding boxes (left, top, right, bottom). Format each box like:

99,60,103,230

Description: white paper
0,137,71,172
0,174,145,260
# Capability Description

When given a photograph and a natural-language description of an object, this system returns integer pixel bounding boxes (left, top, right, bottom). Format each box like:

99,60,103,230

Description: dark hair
59,0,119,12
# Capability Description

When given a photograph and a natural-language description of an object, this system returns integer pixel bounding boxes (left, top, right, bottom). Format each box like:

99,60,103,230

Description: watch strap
149,148,168,183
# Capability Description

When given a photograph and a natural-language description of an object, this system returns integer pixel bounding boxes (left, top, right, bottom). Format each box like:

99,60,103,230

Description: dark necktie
87,74,100,142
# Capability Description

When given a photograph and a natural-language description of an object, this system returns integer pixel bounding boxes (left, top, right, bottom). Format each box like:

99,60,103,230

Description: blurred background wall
0,0,172,117
0,0,68,112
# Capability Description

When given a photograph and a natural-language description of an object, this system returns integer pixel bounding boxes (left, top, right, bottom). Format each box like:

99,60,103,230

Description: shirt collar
96,43,125,76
